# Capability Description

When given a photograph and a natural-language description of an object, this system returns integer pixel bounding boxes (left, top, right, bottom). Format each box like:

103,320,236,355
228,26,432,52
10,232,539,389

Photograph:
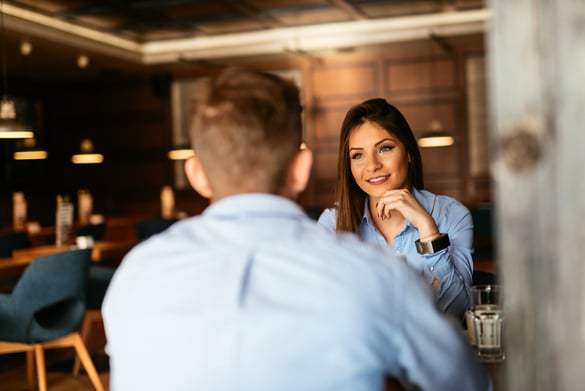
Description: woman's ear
184,156,213,199
286,148,313,199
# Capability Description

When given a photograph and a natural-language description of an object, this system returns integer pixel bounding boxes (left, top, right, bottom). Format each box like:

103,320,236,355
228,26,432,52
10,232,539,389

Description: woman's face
348,120,410,198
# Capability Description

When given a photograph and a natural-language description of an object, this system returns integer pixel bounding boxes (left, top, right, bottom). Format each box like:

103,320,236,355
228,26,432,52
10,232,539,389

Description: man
102,67,491,391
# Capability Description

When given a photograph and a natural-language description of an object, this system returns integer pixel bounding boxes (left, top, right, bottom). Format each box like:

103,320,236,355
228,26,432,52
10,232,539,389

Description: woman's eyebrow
349,137,394,151
374,138,394,147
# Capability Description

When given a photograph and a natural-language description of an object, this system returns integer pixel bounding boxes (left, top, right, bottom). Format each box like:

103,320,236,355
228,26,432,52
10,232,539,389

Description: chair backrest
0,231,30,257
0,248,92,343
470,205,495,260
75,222,106,241
134,217,178,241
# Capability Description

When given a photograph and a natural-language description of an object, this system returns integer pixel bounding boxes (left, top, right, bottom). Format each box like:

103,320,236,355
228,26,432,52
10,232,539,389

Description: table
0,240,136,279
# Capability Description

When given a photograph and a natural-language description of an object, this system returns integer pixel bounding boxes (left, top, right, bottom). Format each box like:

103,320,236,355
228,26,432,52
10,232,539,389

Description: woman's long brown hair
334,98,424,233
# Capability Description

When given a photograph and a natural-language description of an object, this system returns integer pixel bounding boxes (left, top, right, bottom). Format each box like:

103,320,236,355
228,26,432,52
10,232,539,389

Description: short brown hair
190,67,303,196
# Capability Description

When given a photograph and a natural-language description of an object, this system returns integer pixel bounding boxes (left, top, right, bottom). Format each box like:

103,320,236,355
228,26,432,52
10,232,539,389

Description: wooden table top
0,240,136,279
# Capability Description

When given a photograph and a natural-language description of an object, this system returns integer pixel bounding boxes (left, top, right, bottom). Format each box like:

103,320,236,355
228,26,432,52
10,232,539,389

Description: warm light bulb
14,150,48,160
20,41,33,56
77,54,90,68
72,153,104,164
167,148,195,160
418,135,454,148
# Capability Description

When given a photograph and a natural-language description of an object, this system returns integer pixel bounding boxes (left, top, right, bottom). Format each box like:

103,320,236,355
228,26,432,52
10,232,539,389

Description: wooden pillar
488,1,585,390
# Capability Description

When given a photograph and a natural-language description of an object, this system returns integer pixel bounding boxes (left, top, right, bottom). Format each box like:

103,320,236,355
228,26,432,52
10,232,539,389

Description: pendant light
13,137,47,160
0,0,33,139
72,138,104,164
418,120,454,148
167,146,194,160
417,34,455,149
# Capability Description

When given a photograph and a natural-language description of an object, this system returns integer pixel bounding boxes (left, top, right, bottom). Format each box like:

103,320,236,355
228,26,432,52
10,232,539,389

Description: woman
318,98,473,321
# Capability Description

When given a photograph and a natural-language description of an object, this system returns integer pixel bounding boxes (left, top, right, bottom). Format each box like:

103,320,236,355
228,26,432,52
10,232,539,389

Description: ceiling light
72,138,103,164
77,54,89,69
20,40,32,56
418,120,455,148
0,0,33,139
0,100,33,138
167,148,194,160
418,39,456,149
13,137,47,160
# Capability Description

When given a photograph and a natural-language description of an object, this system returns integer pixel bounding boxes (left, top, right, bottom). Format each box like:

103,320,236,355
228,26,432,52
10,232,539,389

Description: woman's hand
375,189,439,240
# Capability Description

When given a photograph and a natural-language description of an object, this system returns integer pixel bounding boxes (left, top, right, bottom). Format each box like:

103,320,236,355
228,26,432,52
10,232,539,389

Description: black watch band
415,233,450,255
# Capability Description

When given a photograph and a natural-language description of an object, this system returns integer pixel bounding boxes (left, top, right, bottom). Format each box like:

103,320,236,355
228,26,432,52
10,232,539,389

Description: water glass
465,284,504,362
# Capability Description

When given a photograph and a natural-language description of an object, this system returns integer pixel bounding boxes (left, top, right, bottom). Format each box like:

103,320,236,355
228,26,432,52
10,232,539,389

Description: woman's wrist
419,231,440,242
417,219,440,242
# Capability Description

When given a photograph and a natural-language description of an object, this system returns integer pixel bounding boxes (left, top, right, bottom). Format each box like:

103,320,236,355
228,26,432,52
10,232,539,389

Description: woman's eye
380,145,394,153
350,153,363,160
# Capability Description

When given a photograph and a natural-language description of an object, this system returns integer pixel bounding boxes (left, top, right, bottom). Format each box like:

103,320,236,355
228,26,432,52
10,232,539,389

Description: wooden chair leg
26,350,35,391
40,332,105,391
73,310,97,376
71,333,105,391
33,344,47,391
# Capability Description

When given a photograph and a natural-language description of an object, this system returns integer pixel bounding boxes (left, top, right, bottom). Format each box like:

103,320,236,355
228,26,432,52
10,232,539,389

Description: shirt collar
203,193,307,219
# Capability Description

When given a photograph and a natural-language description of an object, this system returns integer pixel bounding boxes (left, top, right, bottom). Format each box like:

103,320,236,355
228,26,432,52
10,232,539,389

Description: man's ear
184,156,213,199
286,148,313,198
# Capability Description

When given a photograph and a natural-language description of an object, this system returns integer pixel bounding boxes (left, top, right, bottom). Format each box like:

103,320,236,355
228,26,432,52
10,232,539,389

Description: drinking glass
465,284,504,362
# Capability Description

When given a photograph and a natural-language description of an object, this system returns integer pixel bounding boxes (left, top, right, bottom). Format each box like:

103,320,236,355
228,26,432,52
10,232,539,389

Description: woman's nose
366,155,382,171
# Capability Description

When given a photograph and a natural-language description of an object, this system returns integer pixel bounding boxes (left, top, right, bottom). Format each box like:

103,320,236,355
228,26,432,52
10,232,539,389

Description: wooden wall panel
394,100,458,135
312,63,378,99
387,58,455,95
424,179,463,201
420,146,460,176
313,149,339,182
310,106,347,144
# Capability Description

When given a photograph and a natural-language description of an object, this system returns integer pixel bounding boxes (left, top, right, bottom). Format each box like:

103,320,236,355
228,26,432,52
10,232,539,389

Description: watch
415,233,450,255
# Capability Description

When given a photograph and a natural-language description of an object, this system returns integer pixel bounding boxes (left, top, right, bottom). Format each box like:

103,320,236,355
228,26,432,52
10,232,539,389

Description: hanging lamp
0,0,33,139
72,138,103,164
13,137,47,160
417,34,455,149
167,146,194,160
418,120,454,148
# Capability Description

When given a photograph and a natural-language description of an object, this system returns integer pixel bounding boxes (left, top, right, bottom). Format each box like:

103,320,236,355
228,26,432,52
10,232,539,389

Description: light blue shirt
103,193,490,391
318,188,474,321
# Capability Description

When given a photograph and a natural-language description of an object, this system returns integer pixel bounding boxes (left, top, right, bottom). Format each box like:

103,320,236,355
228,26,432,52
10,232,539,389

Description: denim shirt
318,188,474,321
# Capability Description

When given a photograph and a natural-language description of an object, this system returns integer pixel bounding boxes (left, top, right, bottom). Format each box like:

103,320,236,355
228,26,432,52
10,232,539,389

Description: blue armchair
0,230,30,257
134,216,178,241
0,231,31,293
0,248,104,391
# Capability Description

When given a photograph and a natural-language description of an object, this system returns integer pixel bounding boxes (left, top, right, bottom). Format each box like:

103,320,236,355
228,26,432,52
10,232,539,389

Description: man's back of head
186,67,306,201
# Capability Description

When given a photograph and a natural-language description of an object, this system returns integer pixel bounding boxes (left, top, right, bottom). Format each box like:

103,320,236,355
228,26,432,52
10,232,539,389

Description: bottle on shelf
56,195,74,246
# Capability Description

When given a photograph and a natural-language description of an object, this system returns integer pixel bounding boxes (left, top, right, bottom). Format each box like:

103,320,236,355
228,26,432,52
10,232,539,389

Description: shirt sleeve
389,266,492,391
423,199,474,321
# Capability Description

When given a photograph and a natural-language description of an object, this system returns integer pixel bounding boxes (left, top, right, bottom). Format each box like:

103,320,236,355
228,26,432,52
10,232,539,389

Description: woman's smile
366,175,390,185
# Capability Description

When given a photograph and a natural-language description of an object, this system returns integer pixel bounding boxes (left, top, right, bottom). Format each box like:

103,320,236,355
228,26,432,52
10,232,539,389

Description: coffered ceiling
0,0,487,82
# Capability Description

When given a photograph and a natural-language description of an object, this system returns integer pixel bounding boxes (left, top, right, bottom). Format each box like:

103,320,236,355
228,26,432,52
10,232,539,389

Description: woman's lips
367,175,389,184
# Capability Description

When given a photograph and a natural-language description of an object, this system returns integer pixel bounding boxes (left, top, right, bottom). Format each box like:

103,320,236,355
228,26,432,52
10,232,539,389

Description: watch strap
415,233,450,255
